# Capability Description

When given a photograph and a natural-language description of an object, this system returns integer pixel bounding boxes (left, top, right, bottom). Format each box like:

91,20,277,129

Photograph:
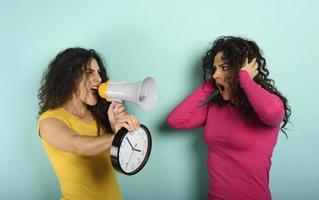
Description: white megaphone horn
98,76,158,112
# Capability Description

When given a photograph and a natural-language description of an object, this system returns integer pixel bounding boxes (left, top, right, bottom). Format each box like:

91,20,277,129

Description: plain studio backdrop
0,0,318,199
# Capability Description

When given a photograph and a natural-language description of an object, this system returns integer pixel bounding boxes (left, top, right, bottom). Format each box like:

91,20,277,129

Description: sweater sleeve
238,70,285,127
167,81,216,129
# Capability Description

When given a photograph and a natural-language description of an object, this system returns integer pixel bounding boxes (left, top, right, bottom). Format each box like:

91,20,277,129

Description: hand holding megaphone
98,76,158,112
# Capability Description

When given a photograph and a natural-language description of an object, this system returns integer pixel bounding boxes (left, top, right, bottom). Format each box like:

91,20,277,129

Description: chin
87,100,98,106
221,95,231,101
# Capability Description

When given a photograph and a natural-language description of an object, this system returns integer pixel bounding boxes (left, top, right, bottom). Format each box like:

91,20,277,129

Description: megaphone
98,76,158,112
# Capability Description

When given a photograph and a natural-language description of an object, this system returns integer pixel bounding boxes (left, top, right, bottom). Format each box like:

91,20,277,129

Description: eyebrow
84,68,93,72
213,63,230,68
84,68,101,72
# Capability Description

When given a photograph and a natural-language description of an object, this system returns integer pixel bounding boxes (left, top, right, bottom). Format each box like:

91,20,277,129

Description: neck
63,97,90,119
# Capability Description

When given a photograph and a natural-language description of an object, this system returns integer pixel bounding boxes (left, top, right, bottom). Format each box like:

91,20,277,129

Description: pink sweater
167,71,284,200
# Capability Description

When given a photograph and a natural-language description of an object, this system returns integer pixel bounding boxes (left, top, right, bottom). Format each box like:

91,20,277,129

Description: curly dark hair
202,36,291,136
38,47,112,135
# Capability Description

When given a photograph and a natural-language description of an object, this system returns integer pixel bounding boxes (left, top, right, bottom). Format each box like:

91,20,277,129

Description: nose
212,69,221,80
94,73,102,83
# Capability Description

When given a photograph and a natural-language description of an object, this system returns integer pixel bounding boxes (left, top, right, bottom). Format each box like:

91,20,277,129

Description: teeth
91,86,98,90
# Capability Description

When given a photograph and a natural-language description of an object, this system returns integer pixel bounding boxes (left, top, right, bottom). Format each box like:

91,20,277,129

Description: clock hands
126,136,142,152
126,144,138,170
126,137,134,150
125,135,144,170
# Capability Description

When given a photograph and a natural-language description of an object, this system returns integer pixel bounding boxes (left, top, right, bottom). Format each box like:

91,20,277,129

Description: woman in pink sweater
167,36,291,200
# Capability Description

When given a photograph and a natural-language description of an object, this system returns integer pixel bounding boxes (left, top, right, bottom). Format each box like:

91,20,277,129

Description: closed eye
84,69,102,76
84,69,94,74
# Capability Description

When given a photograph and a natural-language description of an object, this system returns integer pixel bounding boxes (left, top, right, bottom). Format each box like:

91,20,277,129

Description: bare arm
39,118,115,156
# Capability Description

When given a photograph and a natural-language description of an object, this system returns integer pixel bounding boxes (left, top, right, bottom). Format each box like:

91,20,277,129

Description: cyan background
1,0,318,199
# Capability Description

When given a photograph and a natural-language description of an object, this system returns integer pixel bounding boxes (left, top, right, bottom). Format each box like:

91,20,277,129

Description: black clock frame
110,124,152,175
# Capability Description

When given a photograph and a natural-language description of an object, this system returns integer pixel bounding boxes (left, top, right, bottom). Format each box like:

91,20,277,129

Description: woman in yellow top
38,48,139,200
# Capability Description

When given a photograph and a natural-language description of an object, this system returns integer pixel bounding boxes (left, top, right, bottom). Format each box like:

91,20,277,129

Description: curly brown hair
202,36,291,136
38,47,112,135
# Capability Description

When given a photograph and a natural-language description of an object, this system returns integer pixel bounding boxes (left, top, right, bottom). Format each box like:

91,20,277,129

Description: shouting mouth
215,82,231,101
90,86,99,97
216,83,225,92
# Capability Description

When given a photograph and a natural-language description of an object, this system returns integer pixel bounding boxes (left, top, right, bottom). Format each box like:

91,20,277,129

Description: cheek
222,77,232,89
80,78,90,89
221,75,229,83
223,72,232,82
78,83,89,97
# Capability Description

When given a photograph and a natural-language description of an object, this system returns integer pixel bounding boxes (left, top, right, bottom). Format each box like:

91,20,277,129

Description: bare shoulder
40,117,67,133
39,117,77,142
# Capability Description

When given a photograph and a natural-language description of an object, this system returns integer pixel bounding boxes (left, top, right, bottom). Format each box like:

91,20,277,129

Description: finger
253,69,259,78
114,101,124,108
116,103,125,108
252,57,257,64
130,115,140,130
108,101,117,118
115,105,126,116
108,101,116,112
117,115,139,131
126,115,137,130
115,115,130,123
244,58,249,66
113,102,125,119
115,116,134,129
248,57,255,64
126,115,138,130
252,61,258,70
113,102,121,113
118,122,134,132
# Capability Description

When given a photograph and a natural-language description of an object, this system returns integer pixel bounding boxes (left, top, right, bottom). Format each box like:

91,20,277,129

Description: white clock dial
111,124,152,175
119,128,149,173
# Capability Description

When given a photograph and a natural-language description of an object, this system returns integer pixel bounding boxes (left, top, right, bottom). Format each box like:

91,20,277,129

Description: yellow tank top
38,108,123,200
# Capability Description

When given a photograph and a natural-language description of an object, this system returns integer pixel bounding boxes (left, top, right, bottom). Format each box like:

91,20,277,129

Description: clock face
111,124,151,175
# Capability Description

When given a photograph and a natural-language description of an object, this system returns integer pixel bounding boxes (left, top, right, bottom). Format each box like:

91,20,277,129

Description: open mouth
90,86,99,97
217,83,225,92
